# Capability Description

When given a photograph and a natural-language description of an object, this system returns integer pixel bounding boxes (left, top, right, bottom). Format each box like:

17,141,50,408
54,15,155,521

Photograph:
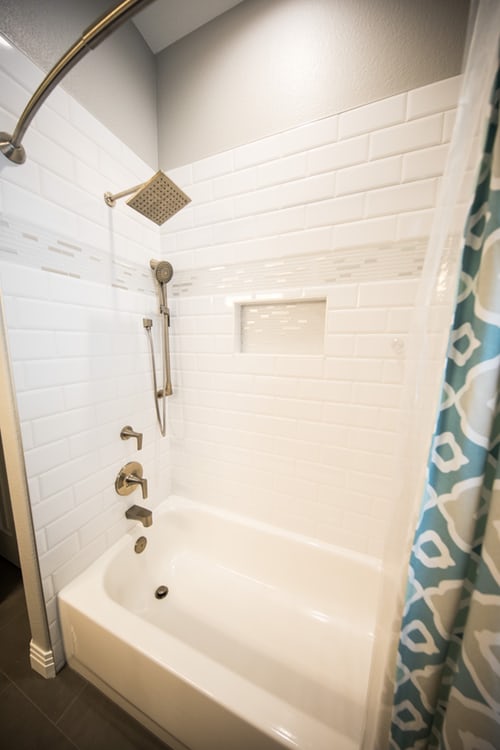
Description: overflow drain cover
134,536,147,554
155,585,169,599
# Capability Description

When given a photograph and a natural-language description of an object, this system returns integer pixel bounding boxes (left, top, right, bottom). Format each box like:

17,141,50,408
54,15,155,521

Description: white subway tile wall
0,43,462,665
0,44,170,667
161,73,463,556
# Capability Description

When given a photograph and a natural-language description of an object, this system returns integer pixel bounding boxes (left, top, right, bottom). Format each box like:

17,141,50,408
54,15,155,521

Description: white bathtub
58,495,380,750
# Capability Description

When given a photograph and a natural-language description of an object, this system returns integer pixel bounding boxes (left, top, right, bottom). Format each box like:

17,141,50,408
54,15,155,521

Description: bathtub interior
59,496,381,750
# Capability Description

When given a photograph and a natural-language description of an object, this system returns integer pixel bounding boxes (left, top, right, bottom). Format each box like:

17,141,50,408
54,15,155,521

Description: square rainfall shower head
126,170,191,225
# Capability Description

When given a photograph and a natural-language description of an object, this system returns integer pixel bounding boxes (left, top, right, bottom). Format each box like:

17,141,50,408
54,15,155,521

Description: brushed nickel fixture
125,505,153,528
0,0,154,165
104,171,191,226
115,461,148,499
120,425,143,450
144,259,174,437
125,505,153,527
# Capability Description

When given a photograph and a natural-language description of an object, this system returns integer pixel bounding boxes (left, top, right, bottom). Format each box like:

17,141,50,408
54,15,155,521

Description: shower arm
104,181,145,207
0,0,155,165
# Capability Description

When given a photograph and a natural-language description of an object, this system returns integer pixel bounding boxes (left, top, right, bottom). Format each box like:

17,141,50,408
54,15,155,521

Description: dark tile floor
0,555,173,750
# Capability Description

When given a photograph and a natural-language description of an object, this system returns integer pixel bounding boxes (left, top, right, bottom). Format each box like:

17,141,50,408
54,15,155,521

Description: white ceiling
133,0,245,54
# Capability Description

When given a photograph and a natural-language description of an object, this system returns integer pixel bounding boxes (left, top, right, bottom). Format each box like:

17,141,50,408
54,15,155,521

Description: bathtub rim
139,494,381,571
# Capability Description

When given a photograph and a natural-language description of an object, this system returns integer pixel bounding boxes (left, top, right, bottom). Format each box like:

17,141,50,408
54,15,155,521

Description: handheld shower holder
145,258,174,436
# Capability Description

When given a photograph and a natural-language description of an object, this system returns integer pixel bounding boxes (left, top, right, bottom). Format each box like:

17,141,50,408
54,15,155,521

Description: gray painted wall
157,0,470,169
0,0,158,168
0,0,471,171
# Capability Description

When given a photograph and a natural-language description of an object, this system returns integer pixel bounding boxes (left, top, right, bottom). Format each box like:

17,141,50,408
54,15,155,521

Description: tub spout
125,505,153,527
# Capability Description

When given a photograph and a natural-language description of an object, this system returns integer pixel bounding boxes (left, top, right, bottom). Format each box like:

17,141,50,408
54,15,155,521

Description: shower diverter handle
115,461,148,500
120,425,143,450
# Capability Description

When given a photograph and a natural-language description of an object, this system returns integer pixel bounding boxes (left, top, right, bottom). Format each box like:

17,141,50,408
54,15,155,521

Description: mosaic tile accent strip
170,239,429,297
0,214,156,299
1,213,435,299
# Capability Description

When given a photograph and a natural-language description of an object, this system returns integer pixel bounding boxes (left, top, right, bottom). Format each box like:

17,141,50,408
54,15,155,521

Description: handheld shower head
150,260,174,285
146,258,174,420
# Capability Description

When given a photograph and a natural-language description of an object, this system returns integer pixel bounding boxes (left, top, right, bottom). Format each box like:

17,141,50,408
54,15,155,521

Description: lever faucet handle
115,461,148,500
128,474,148,500
120,425,143,451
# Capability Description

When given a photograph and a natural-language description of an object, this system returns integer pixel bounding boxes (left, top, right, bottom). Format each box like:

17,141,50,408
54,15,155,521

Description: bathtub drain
155,585,169,599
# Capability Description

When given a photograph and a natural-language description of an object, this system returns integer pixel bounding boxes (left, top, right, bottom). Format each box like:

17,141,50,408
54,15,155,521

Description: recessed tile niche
240,299,326,354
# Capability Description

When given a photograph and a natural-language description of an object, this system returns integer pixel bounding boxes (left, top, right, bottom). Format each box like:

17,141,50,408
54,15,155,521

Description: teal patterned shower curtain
389,58,500,749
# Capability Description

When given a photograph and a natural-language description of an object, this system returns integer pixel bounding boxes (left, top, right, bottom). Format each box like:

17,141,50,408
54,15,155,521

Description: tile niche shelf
239,298,326,355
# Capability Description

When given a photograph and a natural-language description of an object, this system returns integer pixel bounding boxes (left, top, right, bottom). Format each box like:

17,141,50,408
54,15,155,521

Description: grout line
0,669,13,696
55,678,87,728
8,680,80,749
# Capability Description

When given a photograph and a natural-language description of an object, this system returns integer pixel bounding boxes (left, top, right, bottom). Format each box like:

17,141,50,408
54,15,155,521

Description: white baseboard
29,638,57,679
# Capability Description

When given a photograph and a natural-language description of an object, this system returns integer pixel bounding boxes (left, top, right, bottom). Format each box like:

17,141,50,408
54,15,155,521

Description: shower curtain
389,46,500,750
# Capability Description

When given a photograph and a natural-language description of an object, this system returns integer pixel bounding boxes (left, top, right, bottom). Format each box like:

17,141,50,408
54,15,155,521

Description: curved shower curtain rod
0,0,155,165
